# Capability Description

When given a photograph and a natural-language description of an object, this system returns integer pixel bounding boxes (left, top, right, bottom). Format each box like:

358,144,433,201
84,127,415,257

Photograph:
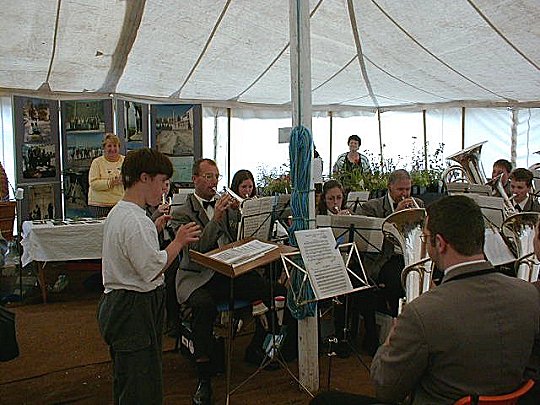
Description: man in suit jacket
509,168,540,212
360,169,424,316
170,159,279,405
312,195,540,405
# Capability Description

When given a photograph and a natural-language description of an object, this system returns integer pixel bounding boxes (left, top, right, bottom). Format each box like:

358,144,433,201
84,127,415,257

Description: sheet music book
171,189,194,206
466,194,505,228
239,196,274,239
210,239,277,267
316,214,384,253
295,228,353,300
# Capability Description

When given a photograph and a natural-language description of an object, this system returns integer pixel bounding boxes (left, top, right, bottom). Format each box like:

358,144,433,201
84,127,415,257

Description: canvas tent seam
466,0,540,71
171,0,233,99
347,0,379,107
98,0,147,94
45,0,63,87
369,0,508,101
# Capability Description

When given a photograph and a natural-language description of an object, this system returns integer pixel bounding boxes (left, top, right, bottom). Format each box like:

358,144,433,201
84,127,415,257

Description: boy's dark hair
426,195,485,256
347,135,361,145
509,168,534,187
192,158,217,176
493,159,512,174
121,148,173,188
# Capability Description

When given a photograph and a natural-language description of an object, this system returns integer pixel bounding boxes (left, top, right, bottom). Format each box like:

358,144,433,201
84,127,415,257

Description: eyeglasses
420,233,430,243
200,173,222,181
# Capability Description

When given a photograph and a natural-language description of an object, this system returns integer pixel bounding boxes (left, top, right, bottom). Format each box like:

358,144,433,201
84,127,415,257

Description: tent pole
461,107,466,149
423,110,428,170
377,109,383,168
227,107,231,183
289,0,319,393
511,108,518,167
329,111,333,174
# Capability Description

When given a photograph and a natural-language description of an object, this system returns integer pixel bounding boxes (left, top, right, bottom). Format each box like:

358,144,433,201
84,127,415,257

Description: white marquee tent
1,0,539,180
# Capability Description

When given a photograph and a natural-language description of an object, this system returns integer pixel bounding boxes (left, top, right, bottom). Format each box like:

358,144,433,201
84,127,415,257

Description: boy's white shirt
102,200,168,293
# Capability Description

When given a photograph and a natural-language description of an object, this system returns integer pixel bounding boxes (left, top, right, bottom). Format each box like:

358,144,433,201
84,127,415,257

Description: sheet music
295,228,353,300
466,194,505,228
240,196,274,239
210,239,277,267
316,214,384,253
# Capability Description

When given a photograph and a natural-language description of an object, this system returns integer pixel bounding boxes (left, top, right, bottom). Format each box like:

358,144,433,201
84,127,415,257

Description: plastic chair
454,379,535,405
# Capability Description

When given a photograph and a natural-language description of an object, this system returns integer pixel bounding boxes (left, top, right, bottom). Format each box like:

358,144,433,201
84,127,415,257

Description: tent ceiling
1,0,539,110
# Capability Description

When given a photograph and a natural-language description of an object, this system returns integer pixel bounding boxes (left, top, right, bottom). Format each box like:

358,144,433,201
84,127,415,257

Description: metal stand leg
36,261,48,304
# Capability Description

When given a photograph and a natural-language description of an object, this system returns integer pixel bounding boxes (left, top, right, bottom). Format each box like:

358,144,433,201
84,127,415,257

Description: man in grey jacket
312,195,540,404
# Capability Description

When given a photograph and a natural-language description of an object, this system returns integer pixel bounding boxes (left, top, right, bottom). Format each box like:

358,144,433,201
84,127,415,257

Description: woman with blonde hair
87,133,124,217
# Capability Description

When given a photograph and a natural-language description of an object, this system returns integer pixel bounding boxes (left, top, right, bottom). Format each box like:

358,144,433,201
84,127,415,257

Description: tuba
528,162,540,198
501,212,540,282
491,173,517,217
442,141,488,186
382,208,432,313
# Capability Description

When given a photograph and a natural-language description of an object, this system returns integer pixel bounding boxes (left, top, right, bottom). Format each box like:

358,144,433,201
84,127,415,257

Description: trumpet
161,193,172,206
332,205,351,215
400,196,420,209
212,186,246,204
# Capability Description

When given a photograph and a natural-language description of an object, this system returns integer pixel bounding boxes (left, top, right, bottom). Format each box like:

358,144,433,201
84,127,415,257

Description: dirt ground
0,268,376,404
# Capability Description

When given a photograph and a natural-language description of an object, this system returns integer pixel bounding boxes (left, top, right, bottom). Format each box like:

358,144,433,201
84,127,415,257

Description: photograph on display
22,98,52,144
123,101,147,151
26,183,57,221
153,104,195,156
14,96,61,184
21,143,57,179
62,99,112,217
170,156,195,184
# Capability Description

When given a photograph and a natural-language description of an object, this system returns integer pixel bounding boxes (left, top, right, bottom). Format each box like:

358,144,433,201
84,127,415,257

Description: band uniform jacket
521,195,540,213
169,194,239,304
359,194,424,279
371,261,540,404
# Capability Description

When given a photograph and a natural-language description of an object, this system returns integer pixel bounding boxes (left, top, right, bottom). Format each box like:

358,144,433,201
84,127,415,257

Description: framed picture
13,96,61,184
61,99,113,218
151,104,202,187
20,183,61,221
117,100,149,153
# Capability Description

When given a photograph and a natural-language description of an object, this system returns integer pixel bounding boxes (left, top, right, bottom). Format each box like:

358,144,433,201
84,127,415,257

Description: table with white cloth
21,219,104,303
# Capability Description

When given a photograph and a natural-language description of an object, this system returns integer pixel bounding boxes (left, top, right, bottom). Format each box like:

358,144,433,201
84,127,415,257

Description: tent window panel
465,108,511,176
379,111,423,172
202,108,228,185
425,108,462,170
516,108,540,169
312,116,330,177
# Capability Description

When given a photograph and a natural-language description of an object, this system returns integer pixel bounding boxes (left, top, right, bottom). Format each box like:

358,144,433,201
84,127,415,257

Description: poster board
116,100,149,152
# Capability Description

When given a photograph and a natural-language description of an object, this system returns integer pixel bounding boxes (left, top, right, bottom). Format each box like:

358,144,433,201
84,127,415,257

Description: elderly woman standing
88,133,124,218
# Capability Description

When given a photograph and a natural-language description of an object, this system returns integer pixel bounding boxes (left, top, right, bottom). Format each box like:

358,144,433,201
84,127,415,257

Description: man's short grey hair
387,169,411,186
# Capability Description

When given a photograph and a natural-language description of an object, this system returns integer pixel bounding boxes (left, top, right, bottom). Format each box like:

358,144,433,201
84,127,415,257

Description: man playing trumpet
360,169,424,316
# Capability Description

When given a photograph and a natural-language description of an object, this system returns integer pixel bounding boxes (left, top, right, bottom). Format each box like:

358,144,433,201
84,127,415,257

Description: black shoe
244,346,279,371
192,379,213,405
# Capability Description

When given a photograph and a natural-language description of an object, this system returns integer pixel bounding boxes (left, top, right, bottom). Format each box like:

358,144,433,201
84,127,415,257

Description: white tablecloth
21,219,104,266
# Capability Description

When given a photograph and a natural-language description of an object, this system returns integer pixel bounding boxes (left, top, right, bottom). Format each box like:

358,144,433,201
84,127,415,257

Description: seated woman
318,180,379,357
87,133,124,218
230,169,256,199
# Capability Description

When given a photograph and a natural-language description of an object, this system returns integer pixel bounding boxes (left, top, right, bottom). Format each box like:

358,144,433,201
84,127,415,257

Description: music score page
295,228,353,300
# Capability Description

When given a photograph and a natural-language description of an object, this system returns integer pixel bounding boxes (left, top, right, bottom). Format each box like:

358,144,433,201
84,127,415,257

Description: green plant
257,163,291,195
409,142,446,188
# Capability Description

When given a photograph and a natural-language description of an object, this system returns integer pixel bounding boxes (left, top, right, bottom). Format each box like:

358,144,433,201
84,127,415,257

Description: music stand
190,238,299,404
446,182,491,196
346,191,370,214
237,196,275,241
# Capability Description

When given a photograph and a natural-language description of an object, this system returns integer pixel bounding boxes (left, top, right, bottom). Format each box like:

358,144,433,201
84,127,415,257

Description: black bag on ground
0,306,19,361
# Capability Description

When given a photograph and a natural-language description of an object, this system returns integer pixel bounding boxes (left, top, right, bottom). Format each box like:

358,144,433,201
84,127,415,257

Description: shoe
244,346,279,371
192,379,213,405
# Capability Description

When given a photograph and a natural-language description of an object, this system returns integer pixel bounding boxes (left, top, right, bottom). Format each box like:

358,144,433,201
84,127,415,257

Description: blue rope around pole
287,125,316,319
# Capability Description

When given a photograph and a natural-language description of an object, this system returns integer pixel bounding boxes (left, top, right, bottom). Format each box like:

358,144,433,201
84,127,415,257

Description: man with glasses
170,158,284,405
312,195,540,404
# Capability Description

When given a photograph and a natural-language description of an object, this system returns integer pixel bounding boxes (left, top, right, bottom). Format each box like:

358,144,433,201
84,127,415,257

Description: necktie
202,200,216,209
514,204,522,212
393,202,398,209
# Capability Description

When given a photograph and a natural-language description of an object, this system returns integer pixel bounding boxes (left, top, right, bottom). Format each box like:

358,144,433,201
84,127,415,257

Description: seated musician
509,168,540,212
359,169,424,316
491,158,512,197
170,160,292,405
317,180,379,356
312,195,540,405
